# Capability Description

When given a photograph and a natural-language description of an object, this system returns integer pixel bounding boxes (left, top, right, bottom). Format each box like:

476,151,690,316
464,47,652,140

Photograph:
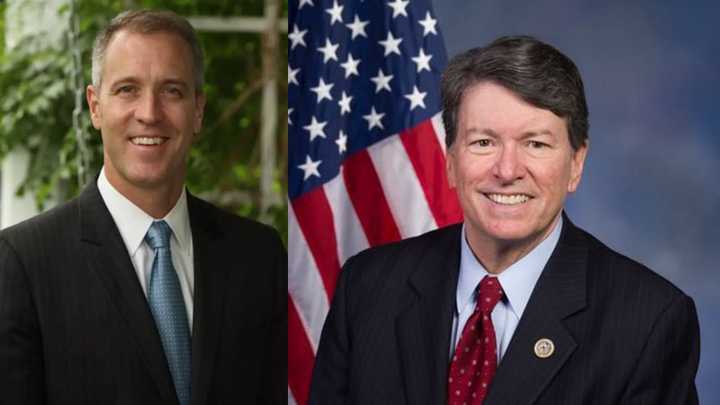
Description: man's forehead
102,30,194,83
458,82,567,134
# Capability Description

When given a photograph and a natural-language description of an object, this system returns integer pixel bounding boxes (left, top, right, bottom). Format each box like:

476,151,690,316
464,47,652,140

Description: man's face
87,30,205,194
447,81,587,249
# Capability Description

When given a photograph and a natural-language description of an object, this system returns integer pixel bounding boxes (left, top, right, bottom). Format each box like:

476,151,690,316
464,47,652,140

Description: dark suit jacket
309,216,700,404
0,181,286,404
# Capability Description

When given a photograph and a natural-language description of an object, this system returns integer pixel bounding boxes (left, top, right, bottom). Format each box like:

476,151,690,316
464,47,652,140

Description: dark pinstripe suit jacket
309,215,700,405
0,181,287,405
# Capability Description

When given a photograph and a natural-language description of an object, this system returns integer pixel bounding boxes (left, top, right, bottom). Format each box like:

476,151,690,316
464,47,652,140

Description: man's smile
483,193,532,206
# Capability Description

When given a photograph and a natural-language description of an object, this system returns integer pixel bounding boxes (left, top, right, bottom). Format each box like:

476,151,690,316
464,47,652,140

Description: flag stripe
431,113,449,154
291,189,341,299
368,135,438,238
343,150,402,246
400,118,464,227
324,173,370,265
288,206,330,349
288,296,315,405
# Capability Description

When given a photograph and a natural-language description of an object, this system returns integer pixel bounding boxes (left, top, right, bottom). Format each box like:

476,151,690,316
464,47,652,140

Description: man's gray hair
91,9,204,91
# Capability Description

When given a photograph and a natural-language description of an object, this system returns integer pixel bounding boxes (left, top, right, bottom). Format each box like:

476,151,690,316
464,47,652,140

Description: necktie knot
477,276,503,314
146,220,172,249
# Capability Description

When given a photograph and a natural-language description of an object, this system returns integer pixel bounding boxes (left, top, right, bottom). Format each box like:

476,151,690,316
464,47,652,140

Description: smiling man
309,36,699,405
0,10,285,405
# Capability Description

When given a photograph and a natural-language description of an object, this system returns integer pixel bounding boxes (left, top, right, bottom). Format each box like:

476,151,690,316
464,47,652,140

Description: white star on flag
418,12,438,36
303,116,327,141
298,155,322,180
298,0,314,9
379,31,403,56
288,65,300,86
310,78,334,103
370,69,394,93
363,106,385,130
404,85,427,110
346,15,369,39
387,0,410,18
289,24,307,50
338,91,353,115
317,38,339,63
336,130,348,154
412,48,433,72
288,108,293,125
340,54,361,78
325,0,344,25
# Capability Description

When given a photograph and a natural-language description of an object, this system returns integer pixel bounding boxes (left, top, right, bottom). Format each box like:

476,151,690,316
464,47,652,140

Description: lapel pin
534,338,555,359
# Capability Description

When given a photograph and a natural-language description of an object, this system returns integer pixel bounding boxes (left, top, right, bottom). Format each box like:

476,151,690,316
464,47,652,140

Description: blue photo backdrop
433,0,720,402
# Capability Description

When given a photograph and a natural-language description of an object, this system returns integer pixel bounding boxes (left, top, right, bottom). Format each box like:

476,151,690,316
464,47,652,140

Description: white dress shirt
97,168,195,330
451,216,563,362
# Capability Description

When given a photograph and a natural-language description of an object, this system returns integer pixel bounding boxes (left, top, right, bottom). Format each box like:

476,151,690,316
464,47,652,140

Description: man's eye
165,87,184,97
528,140,549,149
472,139,491,147
116,86,136,95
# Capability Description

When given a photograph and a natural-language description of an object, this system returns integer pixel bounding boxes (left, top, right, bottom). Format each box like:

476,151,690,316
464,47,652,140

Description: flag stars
325,0,344,25
303,116,327,141
317,38,339,63
412,48,433,72
298,155,322,180
405,85,427,110
418,12,438,36
340,54,361,78
370,69,393,93
379,31,403,56
345,15,369,39
336,130,348,154
363,107,385,130
288,108,293,125
310,78,334,103
288,65,300,86
289,24,307,50
387,0,410,18
338,91,353,115
298,0,314,9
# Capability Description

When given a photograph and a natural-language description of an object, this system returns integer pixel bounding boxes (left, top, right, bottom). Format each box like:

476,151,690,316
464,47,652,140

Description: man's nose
135,91,163,125
492,144,525,183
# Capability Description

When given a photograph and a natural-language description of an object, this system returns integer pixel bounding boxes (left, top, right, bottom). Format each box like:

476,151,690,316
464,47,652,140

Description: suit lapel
485,217,588,405
187,194,228,405
396,225,461,405
78,182,179,404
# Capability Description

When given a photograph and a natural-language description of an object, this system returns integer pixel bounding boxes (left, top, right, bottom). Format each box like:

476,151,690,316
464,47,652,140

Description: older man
0,10,285,405
309,36,699,405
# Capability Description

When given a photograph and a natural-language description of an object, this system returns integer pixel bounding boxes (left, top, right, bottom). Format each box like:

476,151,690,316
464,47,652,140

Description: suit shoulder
189,195,282,244
343,224,460,282
575,225,690,304
0,198,79,251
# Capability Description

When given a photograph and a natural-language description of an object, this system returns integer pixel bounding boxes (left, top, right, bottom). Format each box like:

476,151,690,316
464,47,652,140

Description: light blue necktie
146,220,191,405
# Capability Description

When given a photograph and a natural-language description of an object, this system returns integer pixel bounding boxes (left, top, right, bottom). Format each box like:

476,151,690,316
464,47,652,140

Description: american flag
288,0,462,403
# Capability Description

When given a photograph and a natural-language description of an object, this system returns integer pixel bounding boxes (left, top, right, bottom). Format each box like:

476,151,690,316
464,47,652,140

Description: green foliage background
0,0,288,241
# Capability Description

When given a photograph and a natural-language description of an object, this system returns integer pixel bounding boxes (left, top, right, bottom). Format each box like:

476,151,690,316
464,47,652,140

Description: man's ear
193,92,206,136
446,143,458,189
568,140,589,193
87,85,102,130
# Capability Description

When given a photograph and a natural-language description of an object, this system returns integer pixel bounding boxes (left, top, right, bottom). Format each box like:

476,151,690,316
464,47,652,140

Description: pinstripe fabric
146,220,191,405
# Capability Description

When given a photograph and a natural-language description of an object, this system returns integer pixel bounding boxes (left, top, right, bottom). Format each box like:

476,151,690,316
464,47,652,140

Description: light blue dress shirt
450,216,563,362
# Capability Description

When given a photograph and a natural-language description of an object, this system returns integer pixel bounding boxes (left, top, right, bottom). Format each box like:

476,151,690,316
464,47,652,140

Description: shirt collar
456,215,563,318
97,167,191,256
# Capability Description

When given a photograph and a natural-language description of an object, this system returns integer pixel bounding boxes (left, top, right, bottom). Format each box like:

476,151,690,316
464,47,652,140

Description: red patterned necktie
447,276,504,405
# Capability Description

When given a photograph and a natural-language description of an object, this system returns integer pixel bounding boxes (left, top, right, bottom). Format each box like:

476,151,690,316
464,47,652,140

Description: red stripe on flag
400,120,463,227
291,188,341,299
288,296,315,405
343,150,402,246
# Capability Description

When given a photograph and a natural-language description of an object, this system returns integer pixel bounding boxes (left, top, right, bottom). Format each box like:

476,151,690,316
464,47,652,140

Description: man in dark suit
309,36,699,404
0,10,285,405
